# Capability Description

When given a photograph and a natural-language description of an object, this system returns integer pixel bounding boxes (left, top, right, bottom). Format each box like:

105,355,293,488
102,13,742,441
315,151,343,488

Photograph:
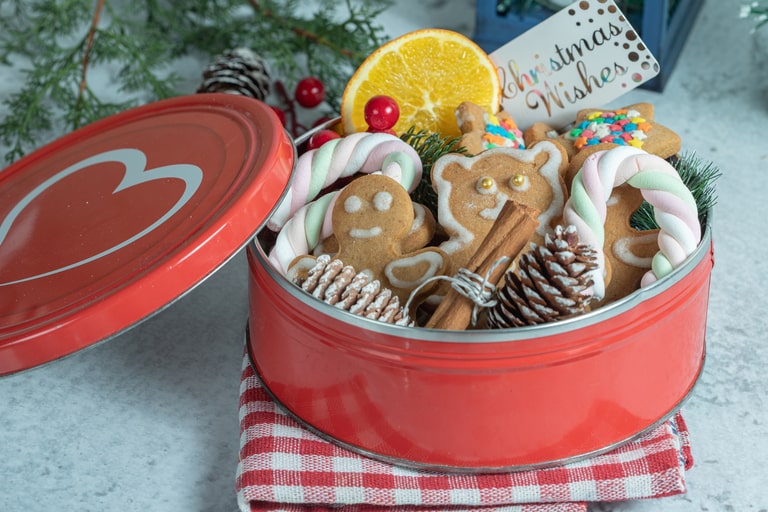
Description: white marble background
1,0,767,511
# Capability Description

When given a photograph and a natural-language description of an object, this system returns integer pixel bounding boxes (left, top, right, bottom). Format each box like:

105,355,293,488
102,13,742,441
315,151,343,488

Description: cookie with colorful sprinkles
525,103,682,186
455,101,526,154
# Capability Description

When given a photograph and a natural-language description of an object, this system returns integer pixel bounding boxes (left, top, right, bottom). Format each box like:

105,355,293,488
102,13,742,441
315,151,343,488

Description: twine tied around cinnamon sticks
404,200,541,330
404,255,511,327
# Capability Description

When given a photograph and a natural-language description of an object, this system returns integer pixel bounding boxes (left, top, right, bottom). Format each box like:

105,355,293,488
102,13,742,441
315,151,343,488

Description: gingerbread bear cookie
524,103,682,186
455,101,525,155
431,140,568,272
292,174,449,304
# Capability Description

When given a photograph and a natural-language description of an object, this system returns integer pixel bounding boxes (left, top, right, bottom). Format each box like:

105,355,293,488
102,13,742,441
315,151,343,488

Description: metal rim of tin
251,220,713,341
244,333,705,473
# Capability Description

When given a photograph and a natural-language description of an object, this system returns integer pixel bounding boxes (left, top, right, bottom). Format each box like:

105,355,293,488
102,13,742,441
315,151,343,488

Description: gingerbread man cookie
524,103,681,186
295,174,449,304
455,101,526,155
563,146,701,304
598,184,660,306
431,140,568,272
313,202,437,258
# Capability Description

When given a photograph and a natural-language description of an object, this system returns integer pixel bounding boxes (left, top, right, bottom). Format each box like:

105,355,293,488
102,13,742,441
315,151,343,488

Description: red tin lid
0,94,294,376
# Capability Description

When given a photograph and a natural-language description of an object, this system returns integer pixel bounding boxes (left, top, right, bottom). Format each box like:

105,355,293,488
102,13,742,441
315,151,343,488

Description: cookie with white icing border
431,140,568,273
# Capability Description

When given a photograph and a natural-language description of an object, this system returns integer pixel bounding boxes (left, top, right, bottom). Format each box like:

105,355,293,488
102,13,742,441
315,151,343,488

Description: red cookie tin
0,94,294,376
247,229,712,471
246,120,714,471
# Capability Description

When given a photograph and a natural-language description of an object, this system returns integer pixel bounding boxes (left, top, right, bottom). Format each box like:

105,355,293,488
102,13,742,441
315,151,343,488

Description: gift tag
491,0,659,130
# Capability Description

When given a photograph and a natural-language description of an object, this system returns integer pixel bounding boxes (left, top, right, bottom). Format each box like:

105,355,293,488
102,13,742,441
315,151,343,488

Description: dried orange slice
341,28,501,137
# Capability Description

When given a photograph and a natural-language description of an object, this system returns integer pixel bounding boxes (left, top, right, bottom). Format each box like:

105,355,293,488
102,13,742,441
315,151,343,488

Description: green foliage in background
0,0,391,163
741,1,768,31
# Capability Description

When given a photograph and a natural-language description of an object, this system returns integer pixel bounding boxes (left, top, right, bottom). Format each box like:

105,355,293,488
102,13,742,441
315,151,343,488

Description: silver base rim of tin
244,329,706,474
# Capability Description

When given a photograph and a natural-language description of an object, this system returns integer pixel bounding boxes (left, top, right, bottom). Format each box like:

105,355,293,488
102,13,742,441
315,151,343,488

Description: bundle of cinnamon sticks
425,200,539,330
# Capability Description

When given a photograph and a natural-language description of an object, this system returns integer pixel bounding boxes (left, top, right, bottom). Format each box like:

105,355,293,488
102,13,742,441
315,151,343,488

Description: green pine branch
0,0,391,163
629,152,721,231
742,1,768,31
400,126,469,218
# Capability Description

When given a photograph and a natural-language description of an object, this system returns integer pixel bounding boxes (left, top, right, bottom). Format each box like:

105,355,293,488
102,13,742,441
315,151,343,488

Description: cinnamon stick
425,200,540,330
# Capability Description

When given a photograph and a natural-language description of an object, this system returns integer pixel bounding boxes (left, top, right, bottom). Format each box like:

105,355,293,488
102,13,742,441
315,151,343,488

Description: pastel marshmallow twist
266,132,422,231
268,191,338,274
563,146,701,300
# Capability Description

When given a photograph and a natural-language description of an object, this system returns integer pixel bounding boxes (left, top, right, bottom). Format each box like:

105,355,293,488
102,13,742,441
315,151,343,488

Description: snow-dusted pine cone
197,48,271,100
486,225,598,328
292,255,414,326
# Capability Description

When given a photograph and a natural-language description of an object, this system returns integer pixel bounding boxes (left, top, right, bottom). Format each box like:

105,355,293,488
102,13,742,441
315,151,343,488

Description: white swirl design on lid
0,148,203,286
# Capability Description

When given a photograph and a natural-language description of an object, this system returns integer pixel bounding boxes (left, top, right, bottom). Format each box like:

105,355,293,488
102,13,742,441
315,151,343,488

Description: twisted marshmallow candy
562,146,701,300
268,192,337,274
266,132,422,231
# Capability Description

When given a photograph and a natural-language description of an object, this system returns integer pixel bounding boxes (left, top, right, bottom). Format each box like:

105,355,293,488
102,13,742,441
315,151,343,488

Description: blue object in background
473,0,705,91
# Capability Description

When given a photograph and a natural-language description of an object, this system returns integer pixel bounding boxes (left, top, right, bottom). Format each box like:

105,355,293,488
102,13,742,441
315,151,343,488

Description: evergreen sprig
741,1,768,31
400,126,469,217
629,152,721,231
0,0,391,163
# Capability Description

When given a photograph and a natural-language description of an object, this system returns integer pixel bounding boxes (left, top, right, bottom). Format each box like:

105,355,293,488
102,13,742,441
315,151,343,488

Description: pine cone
486,225,597,328
197,48,271,100
292,255,414,326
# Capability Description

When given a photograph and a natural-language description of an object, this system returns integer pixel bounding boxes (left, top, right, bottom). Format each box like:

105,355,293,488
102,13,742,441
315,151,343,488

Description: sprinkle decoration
567,109,652,150
482,113,525,150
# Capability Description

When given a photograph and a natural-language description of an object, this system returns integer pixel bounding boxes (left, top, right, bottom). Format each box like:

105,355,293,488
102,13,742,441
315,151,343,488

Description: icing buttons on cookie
476,176,497,195
509,173,530,192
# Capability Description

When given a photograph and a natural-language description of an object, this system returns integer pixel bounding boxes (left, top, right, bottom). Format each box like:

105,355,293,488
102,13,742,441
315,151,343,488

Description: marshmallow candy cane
266,132,422,231
268,191,338,274
563,146,701,300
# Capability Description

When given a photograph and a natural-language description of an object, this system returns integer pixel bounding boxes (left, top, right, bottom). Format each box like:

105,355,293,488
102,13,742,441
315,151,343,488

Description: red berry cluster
305,95,401,151
306,129,340,150
271,79,402,152
271,77,329,139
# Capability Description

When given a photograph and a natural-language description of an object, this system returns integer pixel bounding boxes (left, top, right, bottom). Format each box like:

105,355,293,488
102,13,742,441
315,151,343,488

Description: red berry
294,77,325,108
306,129,340,150
364,95,400,131
270,105,286,126
312,115,334,128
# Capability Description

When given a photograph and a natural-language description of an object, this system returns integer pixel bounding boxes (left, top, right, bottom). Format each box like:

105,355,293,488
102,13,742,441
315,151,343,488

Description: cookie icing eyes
344,195,362,213
373,191,393,211
476,176,497,195
509,173,530,192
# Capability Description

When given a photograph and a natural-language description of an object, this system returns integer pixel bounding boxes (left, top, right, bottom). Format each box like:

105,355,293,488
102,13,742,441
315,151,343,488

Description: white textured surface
1,0,767,511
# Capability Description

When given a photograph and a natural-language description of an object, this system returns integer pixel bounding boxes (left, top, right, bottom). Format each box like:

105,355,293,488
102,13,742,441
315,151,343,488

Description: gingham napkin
237,350,693,512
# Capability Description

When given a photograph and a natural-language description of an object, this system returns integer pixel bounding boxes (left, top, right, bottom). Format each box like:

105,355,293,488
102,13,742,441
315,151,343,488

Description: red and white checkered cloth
237,350,693,512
